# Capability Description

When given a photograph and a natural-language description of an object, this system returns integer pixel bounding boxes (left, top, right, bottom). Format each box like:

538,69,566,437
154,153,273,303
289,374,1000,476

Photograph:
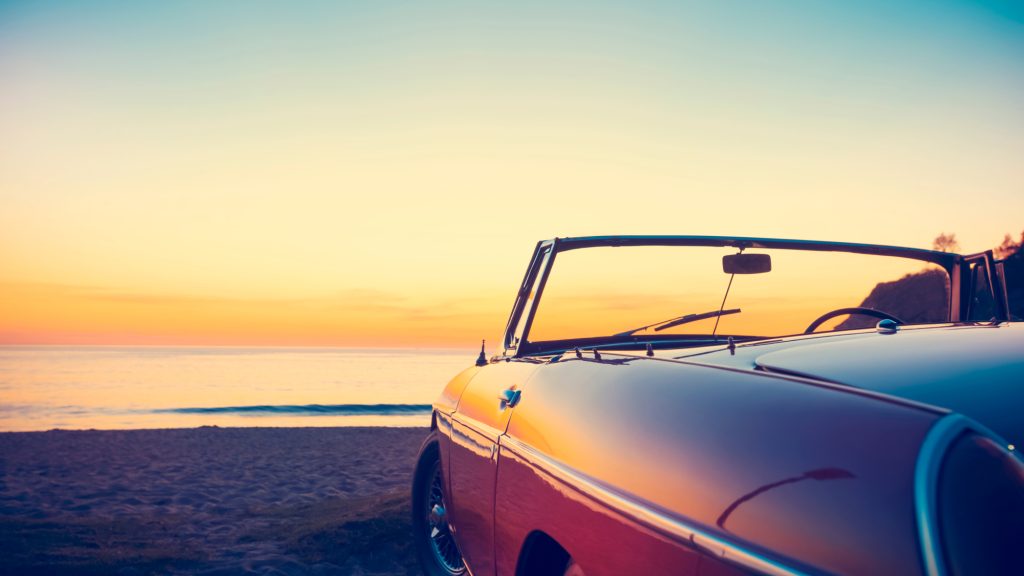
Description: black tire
412,432,466,576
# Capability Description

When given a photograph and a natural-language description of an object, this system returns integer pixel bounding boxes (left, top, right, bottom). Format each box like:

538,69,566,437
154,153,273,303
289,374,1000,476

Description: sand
0,427,431,575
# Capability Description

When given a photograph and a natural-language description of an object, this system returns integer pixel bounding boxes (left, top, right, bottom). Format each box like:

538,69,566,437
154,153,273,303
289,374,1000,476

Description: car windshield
526,245,950,346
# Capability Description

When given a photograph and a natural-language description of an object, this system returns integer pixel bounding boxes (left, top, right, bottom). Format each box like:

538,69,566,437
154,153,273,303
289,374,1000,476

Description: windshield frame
502,235,983,357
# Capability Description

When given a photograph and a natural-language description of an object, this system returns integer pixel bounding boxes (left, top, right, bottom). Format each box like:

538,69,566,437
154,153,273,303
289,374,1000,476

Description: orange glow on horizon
0,282,509,348
1,2,1021,347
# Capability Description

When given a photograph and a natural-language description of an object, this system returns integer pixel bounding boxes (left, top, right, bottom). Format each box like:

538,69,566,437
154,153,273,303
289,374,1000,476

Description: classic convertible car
411,236,1023,576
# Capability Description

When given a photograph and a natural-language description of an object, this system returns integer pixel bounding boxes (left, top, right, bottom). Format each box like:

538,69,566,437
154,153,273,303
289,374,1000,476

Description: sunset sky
2,0,1022,347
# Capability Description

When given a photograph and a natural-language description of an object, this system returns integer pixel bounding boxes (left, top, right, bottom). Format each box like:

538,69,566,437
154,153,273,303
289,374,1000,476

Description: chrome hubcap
426,463,464,574
429,504,447,537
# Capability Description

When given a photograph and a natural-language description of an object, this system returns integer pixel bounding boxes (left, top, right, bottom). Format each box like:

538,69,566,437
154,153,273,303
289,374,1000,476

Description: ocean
0,346,476,431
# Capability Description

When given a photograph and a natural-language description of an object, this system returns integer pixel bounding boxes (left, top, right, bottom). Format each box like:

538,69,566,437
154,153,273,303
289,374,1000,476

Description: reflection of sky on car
528,246,945,340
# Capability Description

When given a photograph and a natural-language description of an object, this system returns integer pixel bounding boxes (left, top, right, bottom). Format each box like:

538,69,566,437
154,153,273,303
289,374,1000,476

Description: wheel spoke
423,461,464,574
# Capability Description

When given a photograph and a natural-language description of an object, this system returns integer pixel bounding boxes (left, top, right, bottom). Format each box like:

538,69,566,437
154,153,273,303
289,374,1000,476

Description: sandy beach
0,427,430,575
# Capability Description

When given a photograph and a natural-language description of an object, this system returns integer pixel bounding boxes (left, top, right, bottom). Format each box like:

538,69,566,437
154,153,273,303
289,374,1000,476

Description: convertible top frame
502,235,1010,357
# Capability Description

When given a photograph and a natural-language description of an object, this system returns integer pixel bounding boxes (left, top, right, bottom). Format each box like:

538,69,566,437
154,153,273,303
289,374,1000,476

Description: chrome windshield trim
500,435,811,576
913,413,1021,576
553,235,959,268
513,235,963,356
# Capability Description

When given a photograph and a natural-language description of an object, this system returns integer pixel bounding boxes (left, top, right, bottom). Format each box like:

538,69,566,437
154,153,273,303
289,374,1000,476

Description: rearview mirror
723,253,771,274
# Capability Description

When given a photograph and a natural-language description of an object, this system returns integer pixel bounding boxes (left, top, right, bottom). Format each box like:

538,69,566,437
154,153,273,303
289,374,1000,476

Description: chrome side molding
500,435,810,576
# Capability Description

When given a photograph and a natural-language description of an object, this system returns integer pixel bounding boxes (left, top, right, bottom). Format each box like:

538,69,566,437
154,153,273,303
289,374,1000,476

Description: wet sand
0,427,430,575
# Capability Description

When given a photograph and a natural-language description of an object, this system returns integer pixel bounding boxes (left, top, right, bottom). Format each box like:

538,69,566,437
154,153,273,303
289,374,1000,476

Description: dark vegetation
834,268,949,330
835,231,1024,329
997,232,1024,320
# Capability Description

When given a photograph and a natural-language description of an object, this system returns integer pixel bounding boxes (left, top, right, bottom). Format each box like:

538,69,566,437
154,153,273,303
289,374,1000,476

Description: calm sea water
0,346,476,431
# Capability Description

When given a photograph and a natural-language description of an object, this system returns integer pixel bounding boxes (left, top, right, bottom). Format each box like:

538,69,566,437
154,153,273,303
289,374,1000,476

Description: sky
1,0,1022,347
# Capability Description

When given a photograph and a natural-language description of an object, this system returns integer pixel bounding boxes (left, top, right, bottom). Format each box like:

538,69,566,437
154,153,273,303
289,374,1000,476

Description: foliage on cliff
834,231,1023,329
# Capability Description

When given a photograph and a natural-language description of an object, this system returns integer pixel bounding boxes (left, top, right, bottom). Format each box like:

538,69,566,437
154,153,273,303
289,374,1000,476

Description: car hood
709,323,1024,446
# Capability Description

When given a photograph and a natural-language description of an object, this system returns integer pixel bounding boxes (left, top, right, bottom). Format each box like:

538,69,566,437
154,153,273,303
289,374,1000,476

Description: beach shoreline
0,426,430,575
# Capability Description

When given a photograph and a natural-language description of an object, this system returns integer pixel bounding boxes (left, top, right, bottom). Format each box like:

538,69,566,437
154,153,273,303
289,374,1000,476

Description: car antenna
475,340,488,366
712,248,740,342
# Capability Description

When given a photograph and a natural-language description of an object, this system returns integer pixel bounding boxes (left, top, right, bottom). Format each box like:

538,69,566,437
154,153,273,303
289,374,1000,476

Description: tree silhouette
995,232,1023,259
932,232,959,253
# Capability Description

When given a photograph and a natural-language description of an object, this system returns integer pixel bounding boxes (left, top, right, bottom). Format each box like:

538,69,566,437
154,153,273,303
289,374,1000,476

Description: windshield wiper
615,308,741,337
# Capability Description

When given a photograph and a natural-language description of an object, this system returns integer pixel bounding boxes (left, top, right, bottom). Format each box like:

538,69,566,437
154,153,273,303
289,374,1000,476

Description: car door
445,242,554,575
447,359,539,576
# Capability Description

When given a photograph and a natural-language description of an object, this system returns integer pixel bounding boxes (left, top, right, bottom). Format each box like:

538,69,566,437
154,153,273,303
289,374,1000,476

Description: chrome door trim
500,435,811,576
453,413,507,444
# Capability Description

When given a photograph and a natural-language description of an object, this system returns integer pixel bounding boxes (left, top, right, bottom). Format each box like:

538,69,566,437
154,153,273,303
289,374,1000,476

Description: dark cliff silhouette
834,269,949,330
835,232,1023,329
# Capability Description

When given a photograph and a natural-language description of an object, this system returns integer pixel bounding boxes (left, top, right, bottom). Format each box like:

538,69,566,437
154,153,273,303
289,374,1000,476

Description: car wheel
412,433,466,576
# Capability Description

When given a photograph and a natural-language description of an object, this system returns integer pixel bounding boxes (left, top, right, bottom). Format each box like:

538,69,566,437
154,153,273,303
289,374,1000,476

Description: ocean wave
153,403,432,416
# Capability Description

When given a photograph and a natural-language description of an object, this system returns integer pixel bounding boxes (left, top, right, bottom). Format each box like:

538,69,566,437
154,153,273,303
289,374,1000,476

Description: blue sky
1,0,1022,344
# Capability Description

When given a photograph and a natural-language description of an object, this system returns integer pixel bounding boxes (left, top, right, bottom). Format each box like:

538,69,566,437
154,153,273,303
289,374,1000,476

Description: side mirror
723,253,771,275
